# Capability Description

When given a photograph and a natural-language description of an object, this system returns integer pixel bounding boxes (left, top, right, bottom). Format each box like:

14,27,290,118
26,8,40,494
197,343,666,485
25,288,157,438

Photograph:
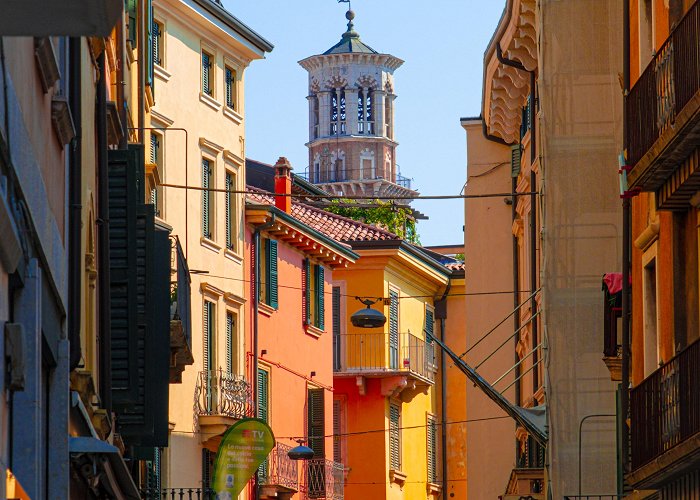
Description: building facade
626,0,700,497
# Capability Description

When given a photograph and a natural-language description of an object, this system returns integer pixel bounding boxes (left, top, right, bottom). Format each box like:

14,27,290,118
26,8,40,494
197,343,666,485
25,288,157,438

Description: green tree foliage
325,199,420,244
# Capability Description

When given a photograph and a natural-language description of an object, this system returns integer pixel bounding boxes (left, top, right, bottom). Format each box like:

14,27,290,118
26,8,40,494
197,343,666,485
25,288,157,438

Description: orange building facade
626,0,700,496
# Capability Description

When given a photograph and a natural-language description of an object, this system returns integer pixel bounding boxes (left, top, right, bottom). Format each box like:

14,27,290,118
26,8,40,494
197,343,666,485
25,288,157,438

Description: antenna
337,0,352,10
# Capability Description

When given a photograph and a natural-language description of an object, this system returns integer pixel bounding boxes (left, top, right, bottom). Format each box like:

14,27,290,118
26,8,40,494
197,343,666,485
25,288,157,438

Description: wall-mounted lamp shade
287,444,315,460
350,306,387,328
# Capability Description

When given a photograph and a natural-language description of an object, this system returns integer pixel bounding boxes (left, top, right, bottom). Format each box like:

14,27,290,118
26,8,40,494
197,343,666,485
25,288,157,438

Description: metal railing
627,0,700,166
141,489,216,500
396,174,412,190
170,236,191,349
334,332,435,382
194,369,255,419
563,496,622,500
297,170,413,191
259,442,299,491
631,337,700,469
302,459,344,500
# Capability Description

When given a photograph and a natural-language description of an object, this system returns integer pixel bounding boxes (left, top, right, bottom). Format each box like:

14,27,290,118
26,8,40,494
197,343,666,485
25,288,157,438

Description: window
152,20,163,67
225,171,236,250
202,50,213,96
389,289,399,369
425,305,436,370
312,94,319,138
201,448,214,491
385,95,392,138
257,368,269,422
643,256,659,377
149,132,163,216
333,397,345,463
225,66,236,110
332,286,341,371
330,90,338,135
202,159,213,239
427,415,437,483
389,402,401,471
304,261,325,329
203,300,215,373
259,238,278,308
225,312,236,374
308,387,326,497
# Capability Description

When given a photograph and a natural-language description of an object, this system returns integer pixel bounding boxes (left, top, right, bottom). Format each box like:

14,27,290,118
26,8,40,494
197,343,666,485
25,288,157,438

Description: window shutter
333,399,342,463
126,0,137,46
225,67,234,109
203,301,212,372
316,266,325,330
202,52,211,95
225,173,232,249
266,239,278,309
302,259,310,325
332,287,341,371
152,20,160,67
202,159,210,238
389,403,401,470
147,0,154,90
389,290,399,370
226,312,233,374
202,448,213,491
426,307,435,369
427,416,437,483
511,144,521,178
257,369,268,422
307,388,325,457
150,134,158,164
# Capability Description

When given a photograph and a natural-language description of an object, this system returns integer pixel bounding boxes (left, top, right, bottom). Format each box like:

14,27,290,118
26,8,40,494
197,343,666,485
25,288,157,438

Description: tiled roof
445,262,465,272
246,187,400,242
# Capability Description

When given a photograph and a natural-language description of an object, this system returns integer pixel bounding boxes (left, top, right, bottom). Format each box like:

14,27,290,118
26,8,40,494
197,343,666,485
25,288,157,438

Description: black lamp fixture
350,297,387,328
287,439,315,460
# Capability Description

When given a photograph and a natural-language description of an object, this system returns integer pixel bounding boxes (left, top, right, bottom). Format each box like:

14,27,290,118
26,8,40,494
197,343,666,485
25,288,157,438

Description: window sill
200,237,221,254
224,248,242,264
154,63,171,82
199,92,221,112
427,482,441,496
305,324,324,338
223,106,243,125
389,469,407,487
258,302,276,317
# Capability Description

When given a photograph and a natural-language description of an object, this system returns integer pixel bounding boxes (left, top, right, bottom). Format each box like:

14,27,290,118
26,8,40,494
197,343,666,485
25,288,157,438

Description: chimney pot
274,157,293,213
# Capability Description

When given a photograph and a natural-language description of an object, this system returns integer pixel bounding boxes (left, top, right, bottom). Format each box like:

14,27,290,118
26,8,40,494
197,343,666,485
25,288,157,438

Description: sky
224,0,505,247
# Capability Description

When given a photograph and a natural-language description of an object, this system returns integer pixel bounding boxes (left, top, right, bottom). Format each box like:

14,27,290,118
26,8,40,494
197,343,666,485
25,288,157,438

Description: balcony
170,236,194,383
259,443,299,499
629,338,700,488
142,488,215,500
357,120,375,135
302,459,344,500
627,1,700,208
334,332,435,399
194,369,255,449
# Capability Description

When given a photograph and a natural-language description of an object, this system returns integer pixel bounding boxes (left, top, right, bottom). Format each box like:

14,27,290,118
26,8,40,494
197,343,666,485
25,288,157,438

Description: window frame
152,18,164,68
224,65,237,110
201,156,215,240
201,47,215,97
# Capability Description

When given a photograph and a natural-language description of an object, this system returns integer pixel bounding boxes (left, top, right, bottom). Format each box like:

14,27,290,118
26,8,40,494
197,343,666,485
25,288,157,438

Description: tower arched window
385,95,392,139
358,89,365,133
365,90,374,134
339,89,346,134
312,94,319,139
330,91,339,135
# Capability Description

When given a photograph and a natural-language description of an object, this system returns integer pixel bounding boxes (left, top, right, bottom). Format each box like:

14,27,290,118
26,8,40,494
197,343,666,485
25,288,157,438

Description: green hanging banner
211,418,275,498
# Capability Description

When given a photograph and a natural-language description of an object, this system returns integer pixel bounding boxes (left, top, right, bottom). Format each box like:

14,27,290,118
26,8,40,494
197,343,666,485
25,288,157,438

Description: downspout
512,175,521,456
97,50,112,412
68,37,82,370
252,214,275,500
621,0,631,484
435,281,451,494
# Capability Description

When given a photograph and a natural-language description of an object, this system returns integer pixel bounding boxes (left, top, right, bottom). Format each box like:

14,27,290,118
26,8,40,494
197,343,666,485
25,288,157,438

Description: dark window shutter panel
332,287,341,371
202,52,211,95
317,266,325,330
257,369,269,479
427,416,437,483
126,0,137,45
202,448,213,490
146,0,154,90
511,144,521,178
307,388,325,457
226,313,233,374
202,159,210,238
389,290,399,370
333,399,342,463
389,403,401,470
302,259,310,325
203,301,213,372
225,173,232,249
267,239,278,308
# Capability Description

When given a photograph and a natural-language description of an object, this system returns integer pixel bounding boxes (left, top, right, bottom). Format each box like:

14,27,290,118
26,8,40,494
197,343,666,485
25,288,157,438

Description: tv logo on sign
241,429,266,441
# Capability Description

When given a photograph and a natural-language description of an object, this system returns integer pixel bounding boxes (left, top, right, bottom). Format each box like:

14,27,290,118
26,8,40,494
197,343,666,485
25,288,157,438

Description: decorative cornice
199,136,225,154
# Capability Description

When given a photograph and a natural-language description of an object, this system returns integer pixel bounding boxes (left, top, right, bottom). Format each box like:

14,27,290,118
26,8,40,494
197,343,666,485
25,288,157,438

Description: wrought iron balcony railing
302,458,344,500
258,442,299,491
563,496,622,500
334,332,435,382
194,369,255,419
630,337,700,469
141,488,215,500
627,0,700,167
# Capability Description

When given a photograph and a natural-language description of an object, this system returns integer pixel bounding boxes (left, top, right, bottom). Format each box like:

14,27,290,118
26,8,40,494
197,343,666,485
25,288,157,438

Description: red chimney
274,157,293,213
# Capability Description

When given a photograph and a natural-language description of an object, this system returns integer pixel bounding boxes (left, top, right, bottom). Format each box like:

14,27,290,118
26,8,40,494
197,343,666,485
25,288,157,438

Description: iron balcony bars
258,442,299,491
193,369,255,419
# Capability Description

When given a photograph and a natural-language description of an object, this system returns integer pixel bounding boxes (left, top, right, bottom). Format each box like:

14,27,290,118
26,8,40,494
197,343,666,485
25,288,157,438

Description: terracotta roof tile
445,262,465,272
246,187,400,242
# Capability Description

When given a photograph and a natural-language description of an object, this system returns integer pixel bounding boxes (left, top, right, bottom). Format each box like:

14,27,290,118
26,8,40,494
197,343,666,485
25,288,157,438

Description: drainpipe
97,50,112,412
252,214,275,500
435,281,451,494
68,37,82,371
512,175,521,456
621,0,631,483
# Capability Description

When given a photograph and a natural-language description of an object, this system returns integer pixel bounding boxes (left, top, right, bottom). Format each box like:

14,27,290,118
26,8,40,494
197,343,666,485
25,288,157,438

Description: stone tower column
374,89,386,139
345,87,358,135
318,90,331,138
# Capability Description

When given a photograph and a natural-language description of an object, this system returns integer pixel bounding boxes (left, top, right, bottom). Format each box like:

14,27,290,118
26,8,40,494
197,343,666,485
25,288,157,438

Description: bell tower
299,10,416,199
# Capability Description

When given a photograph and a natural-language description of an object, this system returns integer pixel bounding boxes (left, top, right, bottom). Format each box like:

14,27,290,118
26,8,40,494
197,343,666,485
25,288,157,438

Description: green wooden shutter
225,173,232,249
146,0,154,91
202,52,211,95
257,369,268,422
203,301,213,372
303,259,310,325
427,416,437,483
126,0,137,45
202,159,210,238
266,239,278,308
316,266,325,330
152,20,160,67
511,144,521,178
425,307,435,369
226,312,233,374
389,290,399,370
308,388,325,457
389,403,401,470
332,287,341,370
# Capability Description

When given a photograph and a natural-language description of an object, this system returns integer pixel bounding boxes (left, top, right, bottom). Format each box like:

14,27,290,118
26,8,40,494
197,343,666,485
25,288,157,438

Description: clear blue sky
224,0,505,247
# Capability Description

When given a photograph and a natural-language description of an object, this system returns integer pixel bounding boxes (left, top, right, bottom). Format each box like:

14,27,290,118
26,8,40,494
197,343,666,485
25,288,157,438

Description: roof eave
191,0,274,53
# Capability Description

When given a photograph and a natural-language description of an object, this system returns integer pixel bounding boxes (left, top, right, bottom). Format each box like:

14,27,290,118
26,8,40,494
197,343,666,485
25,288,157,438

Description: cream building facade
147,0,272,492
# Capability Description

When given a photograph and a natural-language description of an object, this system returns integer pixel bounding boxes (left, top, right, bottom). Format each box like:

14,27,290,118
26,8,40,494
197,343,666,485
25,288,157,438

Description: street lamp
287,439,315,460
350,297,387,328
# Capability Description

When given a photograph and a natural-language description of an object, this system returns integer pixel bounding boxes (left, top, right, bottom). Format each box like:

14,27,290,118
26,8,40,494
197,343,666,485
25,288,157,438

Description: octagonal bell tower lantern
298,9,417,201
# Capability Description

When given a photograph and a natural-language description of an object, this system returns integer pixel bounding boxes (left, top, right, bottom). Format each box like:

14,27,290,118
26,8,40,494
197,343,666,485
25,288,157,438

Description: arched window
339,89,346,134
357,89,365,133
385,96,392,139
312,94,319,139
365,90,374,134
330,91,339,135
